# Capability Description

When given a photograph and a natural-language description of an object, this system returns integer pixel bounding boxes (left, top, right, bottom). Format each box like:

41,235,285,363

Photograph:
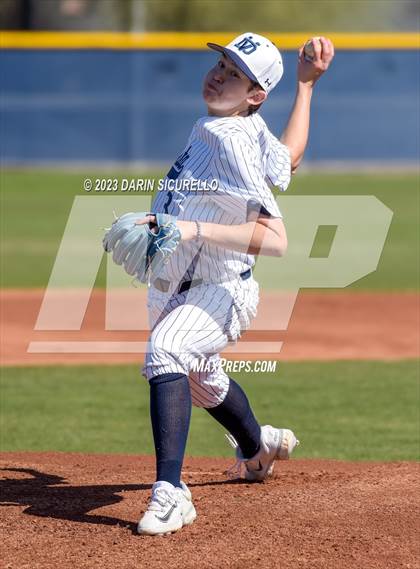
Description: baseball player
136,33,334,535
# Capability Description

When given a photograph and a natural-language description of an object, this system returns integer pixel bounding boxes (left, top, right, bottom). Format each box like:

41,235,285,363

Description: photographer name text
83,178,219,192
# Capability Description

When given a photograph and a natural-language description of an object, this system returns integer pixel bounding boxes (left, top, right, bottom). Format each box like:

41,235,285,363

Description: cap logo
234,36,260,55
264,78,272,87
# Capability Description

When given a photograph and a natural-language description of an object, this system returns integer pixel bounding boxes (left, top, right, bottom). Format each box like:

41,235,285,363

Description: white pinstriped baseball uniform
143,112,291,407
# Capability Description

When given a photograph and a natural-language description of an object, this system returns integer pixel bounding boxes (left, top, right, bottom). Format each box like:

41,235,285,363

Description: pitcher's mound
1,452,418,569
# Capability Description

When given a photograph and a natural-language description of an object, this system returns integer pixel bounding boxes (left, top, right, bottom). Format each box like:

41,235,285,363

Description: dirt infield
1,290,419,365
1,452,418,569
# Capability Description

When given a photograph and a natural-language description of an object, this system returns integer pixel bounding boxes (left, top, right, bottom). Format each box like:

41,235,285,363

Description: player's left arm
176,215,287,257
280,37,334,173
137,200,286,256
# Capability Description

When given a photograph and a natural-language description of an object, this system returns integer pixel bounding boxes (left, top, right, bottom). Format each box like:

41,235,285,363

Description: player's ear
247,89,267,106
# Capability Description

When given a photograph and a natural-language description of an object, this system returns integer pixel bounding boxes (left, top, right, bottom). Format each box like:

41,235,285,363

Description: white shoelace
148,488,177,512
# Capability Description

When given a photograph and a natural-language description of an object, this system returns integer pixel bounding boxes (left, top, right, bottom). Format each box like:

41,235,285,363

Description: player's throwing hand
298,36,335,85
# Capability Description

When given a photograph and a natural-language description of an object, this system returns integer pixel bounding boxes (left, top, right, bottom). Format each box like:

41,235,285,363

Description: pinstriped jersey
152,112,291,282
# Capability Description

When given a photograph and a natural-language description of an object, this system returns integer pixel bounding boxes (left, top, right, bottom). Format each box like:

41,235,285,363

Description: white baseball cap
207,32,283,94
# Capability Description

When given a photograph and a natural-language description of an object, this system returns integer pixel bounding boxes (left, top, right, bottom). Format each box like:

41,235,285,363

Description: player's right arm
280,37,334,173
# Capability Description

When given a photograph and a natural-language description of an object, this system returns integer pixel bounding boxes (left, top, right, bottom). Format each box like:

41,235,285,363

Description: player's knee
142,333,188,379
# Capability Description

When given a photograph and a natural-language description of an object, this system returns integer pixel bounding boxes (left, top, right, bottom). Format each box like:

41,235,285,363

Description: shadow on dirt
0,467,148,531
0,467,245,532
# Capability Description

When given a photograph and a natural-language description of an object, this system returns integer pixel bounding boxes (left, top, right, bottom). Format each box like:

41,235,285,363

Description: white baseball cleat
226,425,299,482
137,480,197,536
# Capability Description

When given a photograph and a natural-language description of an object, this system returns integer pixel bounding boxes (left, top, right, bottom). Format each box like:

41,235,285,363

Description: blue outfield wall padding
1,49,419,163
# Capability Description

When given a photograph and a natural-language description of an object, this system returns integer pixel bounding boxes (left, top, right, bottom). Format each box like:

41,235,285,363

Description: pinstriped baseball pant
142,277,259,408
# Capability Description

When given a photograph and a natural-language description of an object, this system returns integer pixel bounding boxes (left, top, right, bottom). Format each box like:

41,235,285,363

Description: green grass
1,170,418,289
1,361,418,461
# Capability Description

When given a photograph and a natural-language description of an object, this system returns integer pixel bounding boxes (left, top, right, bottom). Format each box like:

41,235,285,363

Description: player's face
203,54,266,116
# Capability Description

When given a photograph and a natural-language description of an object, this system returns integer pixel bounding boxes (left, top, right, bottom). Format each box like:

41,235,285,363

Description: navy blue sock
149,372,191,488
205,378,261,459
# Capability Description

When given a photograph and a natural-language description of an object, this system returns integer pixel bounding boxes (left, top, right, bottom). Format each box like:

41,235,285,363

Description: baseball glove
103,212,181,283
